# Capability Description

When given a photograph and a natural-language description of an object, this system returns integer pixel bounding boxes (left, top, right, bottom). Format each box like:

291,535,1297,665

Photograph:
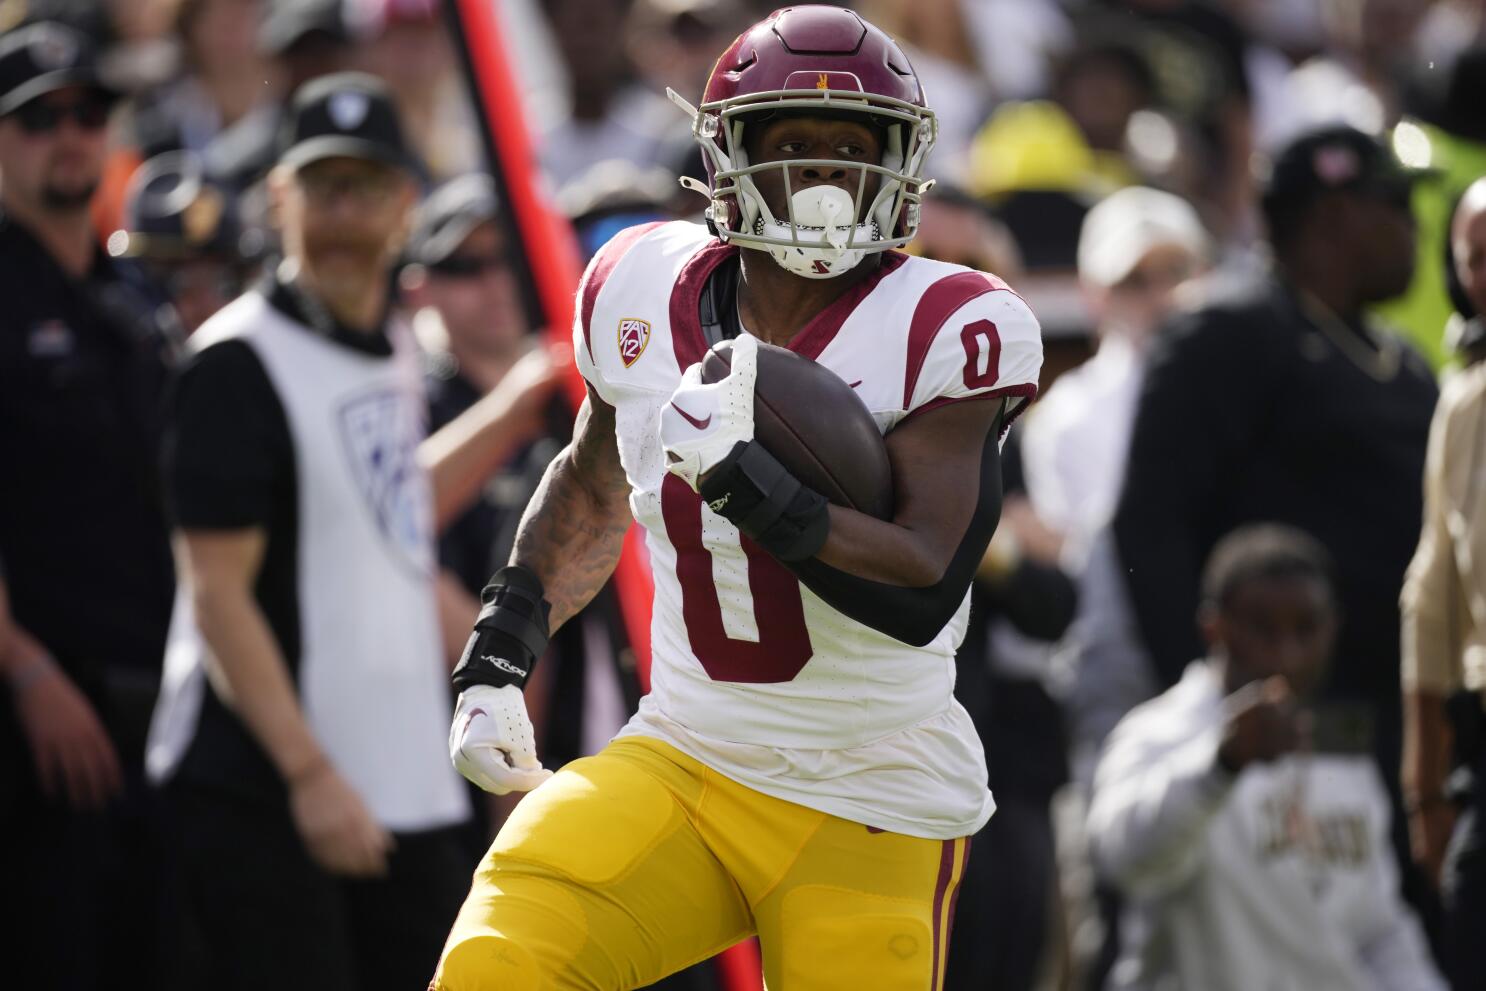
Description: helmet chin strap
756,185,877,280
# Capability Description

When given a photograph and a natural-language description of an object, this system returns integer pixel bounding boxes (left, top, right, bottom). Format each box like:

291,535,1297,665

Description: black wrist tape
699,441,830,562
451,565,552,692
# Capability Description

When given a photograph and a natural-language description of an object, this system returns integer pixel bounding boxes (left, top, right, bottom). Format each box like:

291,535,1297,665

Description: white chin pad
790,185,856,249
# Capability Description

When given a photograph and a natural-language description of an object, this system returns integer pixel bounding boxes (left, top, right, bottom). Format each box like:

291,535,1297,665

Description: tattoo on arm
510,387,633,629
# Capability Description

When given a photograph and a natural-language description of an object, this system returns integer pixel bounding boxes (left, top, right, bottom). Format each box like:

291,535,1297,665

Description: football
701,339,894,519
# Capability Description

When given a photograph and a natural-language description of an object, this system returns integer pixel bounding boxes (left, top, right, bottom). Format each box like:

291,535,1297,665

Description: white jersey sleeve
571,221,671,406
902,280,1042,429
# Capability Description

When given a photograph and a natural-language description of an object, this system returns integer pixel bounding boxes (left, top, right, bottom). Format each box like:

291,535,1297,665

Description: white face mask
755,185,878,279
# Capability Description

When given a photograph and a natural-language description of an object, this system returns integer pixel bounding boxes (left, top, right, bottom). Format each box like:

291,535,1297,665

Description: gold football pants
432,736,970,990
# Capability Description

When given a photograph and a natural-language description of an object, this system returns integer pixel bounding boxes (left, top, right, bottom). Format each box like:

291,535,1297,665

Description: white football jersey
574,221,1043,838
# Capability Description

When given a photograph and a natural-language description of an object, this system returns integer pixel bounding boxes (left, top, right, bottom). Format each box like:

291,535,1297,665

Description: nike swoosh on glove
660,332,758,490
449,684,553,795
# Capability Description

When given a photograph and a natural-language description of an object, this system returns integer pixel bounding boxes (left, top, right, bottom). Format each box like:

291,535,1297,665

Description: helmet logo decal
786,70,865,93
617,318,651,368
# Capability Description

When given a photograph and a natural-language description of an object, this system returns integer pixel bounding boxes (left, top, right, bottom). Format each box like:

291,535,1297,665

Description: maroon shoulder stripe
577,221,668,362
902,271,1013,410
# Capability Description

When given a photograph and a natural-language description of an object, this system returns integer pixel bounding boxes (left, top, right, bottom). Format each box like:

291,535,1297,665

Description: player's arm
447,383,631,795
784,399,1006,644
661,317,1028,646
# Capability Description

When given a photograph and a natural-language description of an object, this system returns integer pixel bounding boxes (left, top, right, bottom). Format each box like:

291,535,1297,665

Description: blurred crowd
3,0,1486,989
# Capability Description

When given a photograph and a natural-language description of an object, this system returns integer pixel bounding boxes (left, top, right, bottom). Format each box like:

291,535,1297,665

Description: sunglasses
429,253,508,278
10,97,111,134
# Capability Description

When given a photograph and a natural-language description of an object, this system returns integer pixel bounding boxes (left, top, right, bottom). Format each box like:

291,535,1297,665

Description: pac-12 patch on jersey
618,317,651,367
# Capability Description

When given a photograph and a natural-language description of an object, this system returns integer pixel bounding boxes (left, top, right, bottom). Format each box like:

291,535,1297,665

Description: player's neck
736,249,882,348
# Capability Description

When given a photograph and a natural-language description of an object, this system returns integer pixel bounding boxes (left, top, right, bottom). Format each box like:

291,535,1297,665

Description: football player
433,7,1043,989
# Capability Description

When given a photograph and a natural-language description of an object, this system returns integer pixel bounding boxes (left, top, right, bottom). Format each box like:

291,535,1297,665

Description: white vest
147,292,469,832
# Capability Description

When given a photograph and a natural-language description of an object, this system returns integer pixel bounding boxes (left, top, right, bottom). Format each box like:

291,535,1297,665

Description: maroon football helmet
668,5,938,279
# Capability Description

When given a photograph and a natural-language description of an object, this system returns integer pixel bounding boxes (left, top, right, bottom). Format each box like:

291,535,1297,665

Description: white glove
660,333,758,490
449,684,553,795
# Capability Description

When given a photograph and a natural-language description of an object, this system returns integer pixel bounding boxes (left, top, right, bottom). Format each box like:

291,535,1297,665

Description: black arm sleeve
786,422,1004,647
1111,303,1272,686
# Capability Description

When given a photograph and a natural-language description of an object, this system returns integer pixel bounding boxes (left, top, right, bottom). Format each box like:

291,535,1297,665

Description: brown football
701,340,894,520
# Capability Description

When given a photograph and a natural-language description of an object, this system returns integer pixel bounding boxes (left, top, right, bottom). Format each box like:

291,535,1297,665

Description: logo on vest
618,317,650,368
338,389,434,578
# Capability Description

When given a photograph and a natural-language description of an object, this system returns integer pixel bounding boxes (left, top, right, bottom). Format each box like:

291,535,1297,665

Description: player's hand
12,659,123,810
449,684,553,795
1217,676,1309,773
288,760,394,877
661,333,758,490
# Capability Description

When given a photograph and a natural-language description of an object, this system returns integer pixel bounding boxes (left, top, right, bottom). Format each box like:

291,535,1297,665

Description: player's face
1208,574,1336,700
419,221,527,357
744,115,884,220
0,86,109,213
275,157,415,287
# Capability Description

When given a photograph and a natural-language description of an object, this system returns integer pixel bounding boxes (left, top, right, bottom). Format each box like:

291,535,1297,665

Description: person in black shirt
0,21,178,991
1112,124,1441,941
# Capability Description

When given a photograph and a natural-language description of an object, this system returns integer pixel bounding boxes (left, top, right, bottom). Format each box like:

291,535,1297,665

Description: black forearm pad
784,427,1004,646
451,565,552,692
699,440,830,562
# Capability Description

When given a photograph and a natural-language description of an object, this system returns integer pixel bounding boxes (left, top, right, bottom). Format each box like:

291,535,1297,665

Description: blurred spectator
1379,47,1486,368
0,21,178,990
400,174,558,655
859,0,996,183
1112,124,1440,930
1400,175,1486,990
537,0,684,188
912,185,1023,278
130,0,277,160
146,74,533,991
558,158,684,262
1086,0,1256,242
202,0,359,194
625,0,746,110
1025,186,1210,561
107,150,261,333
358,0,479,181
1089,524,1445,991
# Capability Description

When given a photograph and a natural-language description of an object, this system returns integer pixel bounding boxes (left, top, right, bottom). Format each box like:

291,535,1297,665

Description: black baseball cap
408,174,499,266
277,72,414,172
0,21,117,116
1261,125,1430,216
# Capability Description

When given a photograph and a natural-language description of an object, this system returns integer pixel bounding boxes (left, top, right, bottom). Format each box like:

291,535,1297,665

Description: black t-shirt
1113,276,1438,750
162,273,393,802
0,212,177,701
